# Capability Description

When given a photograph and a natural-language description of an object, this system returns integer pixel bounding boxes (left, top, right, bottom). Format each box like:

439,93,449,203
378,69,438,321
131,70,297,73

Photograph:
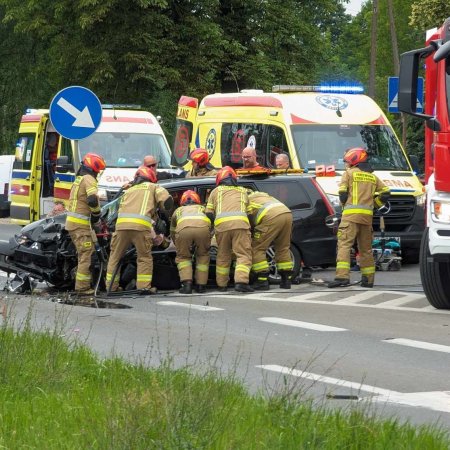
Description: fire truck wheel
420,228,450,309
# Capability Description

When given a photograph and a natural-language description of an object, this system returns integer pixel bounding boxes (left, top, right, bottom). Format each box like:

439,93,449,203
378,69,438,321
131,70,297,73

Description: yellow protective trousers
175,227,211,285
252,212,293,274
215,229,252,287
335,220,375,283
69,229,95,291
106,229,153,291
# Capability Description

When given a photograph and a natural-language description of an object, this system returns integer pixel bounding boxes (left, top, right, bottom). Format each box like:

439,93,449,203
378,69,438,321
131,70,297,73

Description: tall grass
0,315,448,449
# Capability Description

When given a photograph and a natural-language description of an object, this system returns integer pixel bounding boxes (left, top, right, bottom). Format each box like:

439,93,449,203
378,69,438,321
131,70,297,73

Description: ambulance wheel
420,228,450,309
267,244,301,284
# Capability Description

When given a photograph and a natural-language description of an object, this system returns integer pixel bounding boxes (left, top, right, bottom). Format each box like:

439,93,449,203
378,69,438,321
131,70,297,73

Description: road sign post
49,86,102,140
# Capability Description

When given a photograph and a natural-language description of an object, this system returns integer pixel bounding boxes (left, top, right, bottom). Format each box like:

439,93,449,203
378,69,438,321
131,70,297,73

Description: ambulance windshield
78,132,171,168
291,124,409,171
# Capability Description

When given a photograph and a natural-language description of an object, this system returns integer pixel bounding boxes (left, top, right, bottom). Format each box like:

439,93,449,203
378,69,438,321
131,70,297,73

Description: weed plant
0,312,448,449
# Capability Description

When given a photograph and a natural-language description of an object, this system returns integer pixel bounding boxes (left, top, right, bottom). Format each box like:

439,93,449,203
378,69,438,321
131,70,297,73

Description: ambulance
173,85,425,261
11,106,173,224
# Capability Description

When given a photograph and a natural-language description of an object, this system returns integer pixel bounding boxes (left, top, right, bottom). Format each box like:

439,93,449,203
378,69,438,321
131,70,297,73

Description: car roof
158,173,315,189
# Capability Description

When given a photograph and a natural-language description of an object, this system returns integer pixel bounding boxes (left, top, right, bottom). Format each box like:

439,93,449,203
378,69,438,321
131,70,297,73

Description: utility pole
387,0,408,149
369,0,379,99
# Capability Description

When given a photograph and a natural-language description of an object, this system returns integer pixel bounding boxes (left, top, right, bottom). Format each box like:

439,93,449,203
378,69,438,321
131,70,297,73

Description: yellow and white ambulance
173,85,425,261
11,106,173,224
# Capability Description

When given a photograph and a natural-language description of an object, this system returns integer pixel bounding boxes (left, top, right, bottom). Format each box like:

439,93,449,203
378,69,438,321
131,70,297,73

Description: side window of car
257,181,311,209
196,186,216,205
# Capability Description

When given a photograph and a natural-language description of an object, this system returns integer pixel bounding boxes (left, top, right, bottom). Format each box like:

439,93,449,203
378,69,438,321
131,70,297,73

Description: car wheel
267,244,301,284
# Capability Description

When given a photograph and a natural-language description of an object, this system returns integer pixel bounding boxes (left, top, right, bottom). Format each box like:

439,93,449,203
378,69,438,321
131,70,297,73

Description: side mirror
408,154,420,174
55,155,74,174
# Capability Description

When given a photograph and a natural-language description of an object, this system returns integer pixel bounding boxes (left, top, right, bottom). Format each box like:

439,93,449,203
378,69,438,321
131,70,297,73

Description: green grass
0,321,448,449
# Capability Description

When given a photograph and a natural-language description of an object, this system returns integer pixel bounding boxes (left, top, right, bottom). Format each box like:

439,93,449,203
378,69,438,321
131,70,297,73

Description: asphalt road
1,224,450,432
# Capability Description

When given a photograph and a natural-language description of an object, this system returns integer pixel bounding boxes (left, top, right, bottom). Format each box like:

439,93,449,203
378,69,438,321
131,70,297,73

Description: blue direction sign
49,86,102,140
388,76,423,113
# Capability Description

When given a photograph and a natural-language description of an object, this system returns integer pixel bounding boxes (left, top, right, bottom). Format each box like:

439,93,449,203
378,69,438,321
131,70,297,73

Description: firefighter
328,147,390,288
65,152,106,295
247,190,293,290
106,166,173,293
170,190,212,294
205,166,253,292
186,148,217,177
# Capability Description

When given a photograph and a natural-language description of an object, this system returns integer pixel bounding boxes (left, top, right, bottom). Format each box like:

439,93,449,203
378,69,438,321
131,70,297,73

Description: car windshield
79,132,171,168
291,124,410,171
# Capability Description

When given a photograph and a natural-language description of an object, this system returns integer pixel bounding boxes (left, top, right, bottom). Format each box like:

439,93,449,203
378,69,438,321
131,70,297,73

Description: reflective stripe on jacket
247,191,291,225
65,174,98,231
339,167,390,225
205,185,250,232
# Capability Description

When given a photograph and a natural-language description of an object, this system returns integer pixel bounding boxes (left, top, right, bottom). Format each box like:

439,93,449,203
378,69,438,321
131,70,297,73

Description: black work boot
235,283,254,293
279,271,292,289
328,278,350,288
360,276,374,288
253,273,270,290
195,284,207,294
217,286,228,292
179,280,193,294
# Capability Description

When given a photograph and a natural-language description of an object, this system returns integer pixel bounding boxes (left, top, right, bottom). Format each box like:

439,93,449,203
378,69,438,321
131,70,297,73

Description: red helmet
343,147,368,166
216,166,237,186
83,153,106,173
180,190,201,206
135,165,157,183
189,148,209,166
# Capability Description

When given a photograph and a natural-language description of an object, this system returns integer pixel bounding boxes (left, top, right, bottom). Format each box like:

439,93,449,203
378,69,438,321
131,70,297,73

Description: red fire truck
398,17,450,308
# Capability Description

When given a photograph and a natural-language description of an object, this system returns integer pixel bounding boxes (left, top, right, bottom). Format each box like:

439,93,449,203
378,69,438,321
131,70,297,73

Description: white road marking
258,317,346,332
257,364,450,413
156,301,224,311
384,338,450,354
334,291,383,304
207,291,450,314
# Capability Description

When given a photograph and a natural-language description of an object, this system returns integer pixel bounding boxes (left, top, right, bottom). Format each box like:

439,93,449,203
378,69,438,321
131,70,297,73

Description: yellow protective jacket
170,204,211,241
247,191,291,227
116,182,171,231
205,185,250,232
339,167,390,225
186,166,217,177
65,174,100,231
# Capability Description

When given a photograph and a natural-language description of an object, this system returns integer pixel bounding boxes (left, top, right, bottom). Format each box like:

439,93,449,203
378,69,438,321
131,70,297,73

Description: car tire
267,244,301,285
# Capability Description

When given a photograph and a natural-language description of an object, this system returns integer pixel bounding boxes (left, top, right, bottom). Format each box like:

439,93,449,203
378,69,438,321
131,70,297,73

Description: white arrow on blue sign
388,76,423,114
49,86,102,140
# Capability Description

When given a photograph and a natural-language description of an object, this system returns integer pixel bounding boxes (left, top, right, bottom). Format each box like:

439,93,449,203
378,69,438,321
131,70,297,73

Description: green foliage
410,0,450,30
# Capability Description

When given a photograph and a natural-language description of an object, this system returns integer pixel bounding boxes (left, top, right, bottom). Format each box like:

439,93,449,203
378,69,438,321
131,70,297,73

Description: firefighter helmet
135,165,157,183
180,190,201,206
189,148,209,166
343,147,368,166
216,166,237,186
82,153,106,173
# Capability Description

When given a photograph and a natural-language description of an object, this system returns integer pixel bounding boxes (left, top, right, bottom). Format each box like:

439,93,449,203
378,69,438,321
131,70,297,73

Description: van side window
60,137,73,164
263,126,288,168
13,134,35,171
220,123,264,169
257,181,311,210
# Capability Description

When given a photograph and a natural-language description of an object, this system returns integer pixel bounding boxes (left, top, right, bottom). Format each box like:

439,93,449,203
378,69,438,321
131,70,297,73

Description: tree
410,0,450,30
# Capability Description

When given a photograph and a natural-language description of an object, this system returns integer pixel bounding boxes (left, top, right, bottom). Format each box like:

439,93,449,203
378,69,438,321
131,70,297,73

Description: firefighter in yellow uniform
205,166,253,292
247,191,293,290
65,153,106,295
106,166,173,293
170,190,212,294
186,148,217,177
328,148,390,288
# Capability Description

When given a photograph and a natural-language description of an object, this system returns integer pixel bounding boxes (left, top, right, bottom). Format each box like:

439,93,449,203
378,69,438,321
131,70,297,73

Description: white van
0,155,15,217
